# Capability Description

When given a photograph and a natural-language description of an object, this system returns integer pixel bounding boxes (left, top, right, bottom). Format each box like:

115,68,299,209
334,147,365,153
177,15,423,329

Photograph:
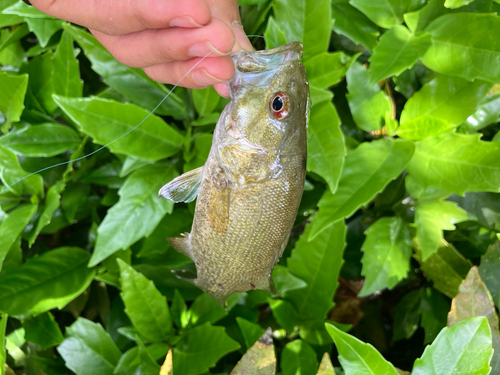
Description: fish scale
159,42,310,305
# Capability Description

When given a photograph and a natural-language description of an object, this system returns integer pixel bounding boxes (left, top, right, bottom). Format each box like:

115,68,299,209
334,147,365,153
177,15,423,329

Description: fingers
143,55,235,89
92,18,235,68
30,0,211,35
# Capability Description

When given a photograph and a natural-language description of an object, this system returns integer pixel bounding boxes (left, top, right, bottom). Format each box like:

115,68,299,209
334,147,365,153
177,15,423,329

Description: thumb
204,0,254,53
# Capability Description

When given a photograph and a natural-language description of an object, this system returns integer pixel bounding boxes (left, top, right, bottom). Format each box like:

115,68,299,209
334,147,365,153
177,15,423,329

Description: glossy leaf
25,18,63,48
54,95,183,162
118,260,173,342
272,265,307,295
331,0,379,50
407,132,500,196
0,72,28,128
418,287,450,344
193,87,220,117
415,243,472,298
392,290,422,341
396,116,456,141
415,199,472,259
89,163,176,266
369,26,431,84
358,217,412,297
412,317,492,375
0,313,6,375
307,101,345,193
310,138,414,240
236,317,266,350
444,0,475,8
479,241,500,308
230,328,276,375
304,52,352,89
421,13,500,83
3,1,55,18
273,0,332,60
53,30,83,98
281,340,318,375
0,124,80,157
346,62,392,132
286,220,346,321
0,247,95,315
23,312,64,349
64,24,185,116
173,323,240,375
187,293,227,327
349,0,408,28
0,146,43,197
58,318,122,375
461,94,500,132
325,322,399,375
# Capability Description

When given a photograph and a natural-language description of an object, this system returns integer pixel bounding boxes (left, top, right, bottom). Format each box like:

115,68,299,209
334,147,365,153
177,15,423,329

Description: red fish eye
270,92,290,119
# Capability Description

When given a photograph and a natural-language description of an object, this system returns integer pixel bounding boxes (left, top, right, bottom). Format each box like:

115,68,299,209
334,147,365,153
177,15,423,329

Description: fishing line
0,34,276,195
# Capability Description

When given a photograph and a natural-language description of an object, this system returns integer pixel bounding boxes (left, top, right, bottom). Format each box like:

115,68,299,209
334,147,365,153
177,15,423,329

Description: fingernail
170,16,202,28
232,21,254,52
192,69,226,87
188,41,228,57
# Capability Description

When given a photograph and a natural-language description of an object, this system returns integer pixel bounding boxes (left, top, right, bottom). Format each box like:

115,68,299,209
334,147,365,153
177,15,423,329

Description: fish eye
270,92,290,119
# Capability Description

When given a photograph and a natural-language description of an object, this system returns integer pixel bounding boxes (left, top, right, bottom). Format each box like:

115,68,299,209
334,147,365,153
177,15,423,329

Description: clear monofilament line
0,35,276,195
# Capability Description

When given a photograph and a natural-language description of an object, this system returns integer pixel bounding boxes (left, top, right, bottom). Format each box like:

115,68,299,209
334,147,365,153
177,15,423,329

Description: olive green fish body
159,42,310,303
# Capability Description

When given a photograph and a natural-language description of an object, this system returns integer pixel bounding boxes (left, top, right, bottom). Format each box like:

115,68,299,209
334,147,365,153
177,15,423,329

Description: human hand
29,0,253,97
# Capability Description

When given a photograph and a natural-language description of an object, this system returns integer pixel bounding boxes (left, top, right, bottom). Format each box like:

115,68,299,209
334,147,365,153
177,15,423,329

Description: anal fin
167,233,193,260
159,166,203,203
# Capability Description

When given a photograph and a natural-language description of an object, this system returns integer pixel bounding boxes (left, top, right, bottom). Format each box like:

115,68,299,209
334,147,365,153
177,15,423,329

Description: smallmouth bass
159,42,310,304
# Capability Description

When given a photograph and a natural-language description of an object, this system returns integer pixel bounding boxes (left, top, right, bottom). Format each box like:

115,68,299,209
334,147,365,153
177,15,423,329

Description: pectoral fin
159,166,203,203
167,233,193,260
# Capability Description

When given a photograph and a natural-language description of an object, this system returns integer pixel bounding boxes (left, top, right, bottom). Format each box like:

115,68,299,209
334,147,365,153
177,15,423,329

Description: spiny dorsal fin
159,166,203,203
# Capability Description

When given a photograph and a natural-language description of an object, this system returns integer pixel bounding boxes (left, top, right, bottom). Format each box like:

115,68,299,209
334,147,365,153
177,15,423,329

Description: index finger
29,0,212,35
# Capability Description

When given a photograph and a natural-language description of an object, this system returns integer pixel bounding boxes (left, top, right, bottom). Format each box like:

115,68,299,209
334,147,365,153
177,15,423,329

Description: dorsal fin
159,166,203,203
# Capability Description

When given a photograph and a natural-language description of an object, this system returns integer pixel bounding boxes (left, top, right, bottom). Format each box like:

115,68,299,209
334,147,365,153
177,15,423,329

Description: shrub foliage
1,0,500,373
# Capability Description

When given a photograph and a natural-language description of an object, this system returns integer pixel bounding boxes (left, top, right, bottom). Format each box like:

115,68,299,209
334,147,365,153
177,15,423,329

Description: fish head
226,42,310,152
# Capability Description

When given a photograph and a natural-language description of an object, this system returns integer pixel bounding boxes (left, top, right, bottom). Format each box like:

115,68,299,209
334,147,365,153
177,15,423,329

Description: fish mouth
231,42,304,73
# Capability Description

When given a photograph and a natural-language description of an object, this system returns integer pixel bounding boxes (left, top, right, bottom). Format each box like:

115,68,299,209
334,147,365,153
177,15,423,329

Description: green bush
1,0,500,373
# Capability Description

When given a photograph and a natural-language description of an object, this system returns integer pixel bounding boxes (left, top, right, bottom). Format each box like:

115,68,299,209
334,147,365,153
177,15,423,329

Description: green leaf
272,0,332,60
192,87,220,117
3,1,55,18
407,132,500,196
286,220,346,321
415,243,472,298
118,260,173,342
89,163,177,266
331,0,379,51
272,265,307,295
460,94,500,132
0,313,6,375
396,116,456,141
416,199,473,260
25,18,63,48
19,52,57,114
369,26,431,84
346,62,392,132
264,16,287,49
325,322,399,375
448,266,500,374
187,293,227,327
184,133,212,172
0,247,95,315
58,317,122,375
479,241,500,308
53,30,83,98
349,0,408,28
23,312,64,349
173,323,240,375
0,0,23,28
304,52,352,89
0,124,80,157
421,13,500,83
392,290,422,341
412,317,492,375
0,204,37,270
358,217,412,297
115,342,167,375
281,340,318,375
0,72,28,128
400,75,491,127
268,298,300,333
418,287,450,344
27,181,65,246
231,328,276,375
309,138,414,240
445,0,475,8
64,24,185,117
307,101,345,193
236,317,266,350
0,145,43,197
53,95,183,162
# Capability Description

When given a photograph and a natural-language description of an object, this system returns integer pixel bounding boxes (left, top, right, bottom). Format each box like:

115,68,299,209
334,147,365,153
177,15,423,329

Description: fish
159,41,310,305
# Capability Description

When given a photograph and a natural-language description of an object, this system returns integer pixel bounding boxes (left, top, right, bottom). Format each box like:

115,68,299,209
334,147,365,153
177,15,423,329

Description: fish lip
231,42,304,73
